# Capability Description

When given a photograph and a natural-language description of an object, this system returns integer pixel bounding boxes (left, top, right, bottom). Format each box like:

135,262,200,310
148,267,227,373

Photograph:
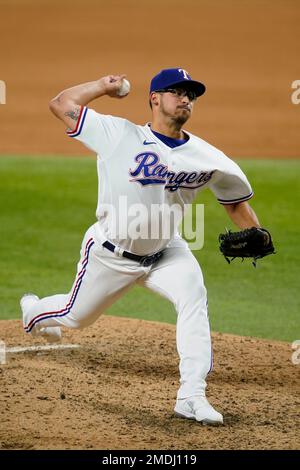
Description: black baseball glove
219,227,275,267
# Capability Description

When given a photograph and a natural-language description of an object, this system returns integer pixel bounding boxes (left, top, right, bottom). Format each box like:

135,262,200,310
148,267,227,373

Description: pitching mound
0,316,299,450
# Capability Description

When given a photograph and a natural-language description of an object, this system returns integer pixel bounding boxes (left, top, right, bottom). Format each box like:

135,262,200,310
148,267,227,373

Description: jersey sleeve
209,155,253,204
66,106,126,159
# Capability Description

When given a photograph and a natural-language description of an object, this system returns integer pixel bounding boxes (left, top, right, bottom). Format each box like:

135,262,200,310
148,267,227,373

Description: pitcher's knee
63,307,102,329
63,316,90,329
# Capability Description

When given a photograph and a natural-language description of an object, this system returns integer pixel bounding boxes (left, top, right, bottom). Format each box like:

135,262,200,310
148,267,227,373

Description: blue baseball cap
150,68,206,97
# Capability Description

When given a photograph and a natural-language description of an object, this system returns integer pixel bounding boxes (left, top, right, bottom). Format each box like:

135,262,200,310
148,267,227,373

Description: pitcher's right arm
49,74,127,131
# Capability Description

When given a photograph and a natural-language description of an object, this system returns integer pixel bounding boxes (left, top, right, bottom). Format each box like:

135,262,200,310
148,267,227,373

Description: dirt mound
0,316,299,450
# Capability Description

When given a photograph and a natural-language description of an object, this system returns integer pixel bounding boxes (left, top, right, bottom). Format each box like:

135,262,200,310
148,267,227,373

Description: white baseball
117,78,131,96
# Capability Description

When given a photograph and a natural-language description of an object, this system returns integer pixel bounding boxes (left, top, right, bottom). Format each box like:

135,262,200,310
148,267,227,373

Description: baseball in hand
117,78,131,96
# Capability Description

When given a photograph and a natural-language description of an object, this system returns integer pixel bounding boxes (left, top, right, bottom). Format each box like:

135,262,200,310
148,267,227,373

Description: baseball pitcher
20,68,274,425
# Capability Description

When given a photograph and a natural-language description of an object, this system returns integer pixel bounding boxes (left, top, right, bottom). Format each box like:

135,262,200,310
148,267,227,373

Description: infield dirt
0,316,299,450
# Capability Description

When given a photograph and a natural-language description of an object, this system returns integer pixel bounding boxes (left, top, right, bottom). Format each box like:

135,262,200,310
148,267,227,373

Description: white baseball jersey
23,104,254,405
67,106,253,255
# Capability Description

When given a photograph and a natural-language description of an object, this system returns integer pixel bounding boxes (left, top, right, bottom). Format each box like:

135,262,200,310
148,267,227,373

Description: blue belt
102,241,164,267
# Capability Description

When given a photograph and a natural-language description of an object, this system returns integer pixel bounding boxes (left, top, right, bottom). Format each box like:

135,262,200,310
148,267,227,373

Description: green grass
0,155,299,342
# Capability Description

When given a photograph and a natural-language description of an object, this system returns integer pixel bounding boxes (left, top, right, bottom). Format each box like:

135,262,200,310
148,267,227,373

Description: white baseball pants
23,224,212,399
